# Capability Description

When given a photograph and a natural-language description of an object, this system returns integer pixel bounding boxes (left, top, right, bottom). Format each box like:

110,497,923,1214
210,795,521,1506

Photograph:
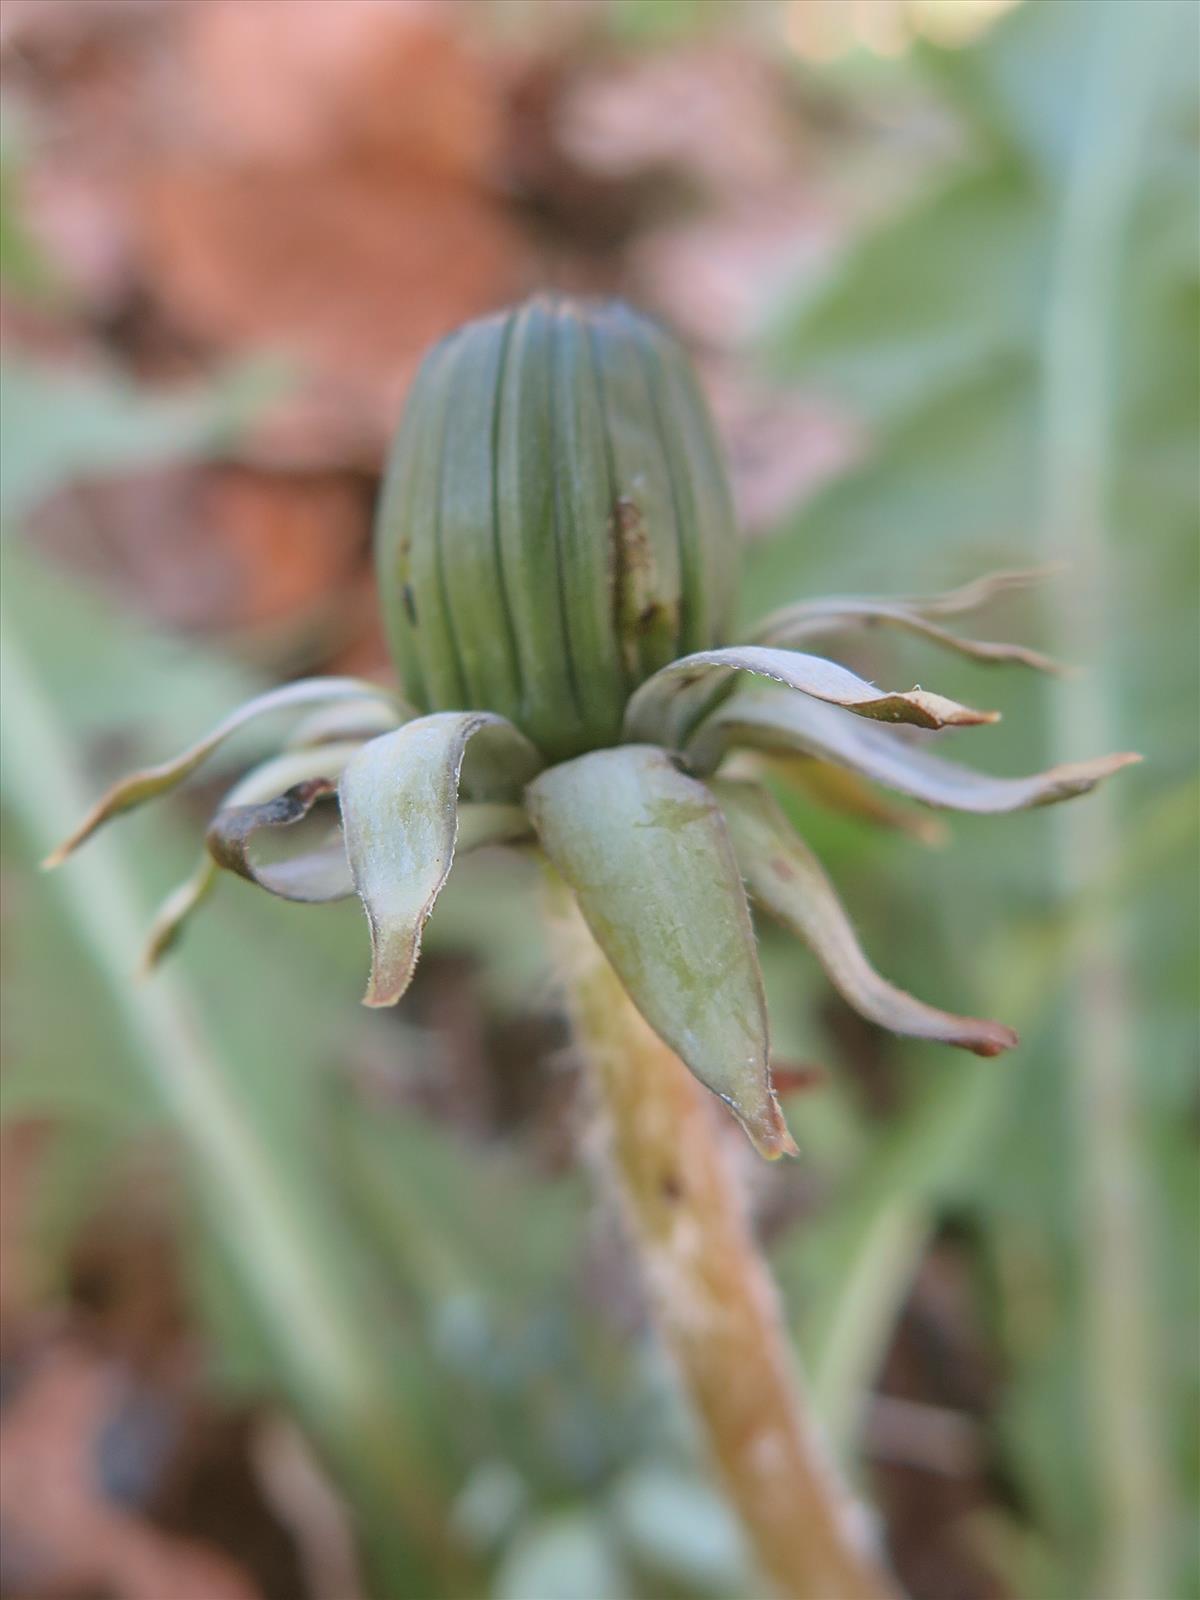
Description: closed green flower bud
374,295,741,763
54,294,1137,1170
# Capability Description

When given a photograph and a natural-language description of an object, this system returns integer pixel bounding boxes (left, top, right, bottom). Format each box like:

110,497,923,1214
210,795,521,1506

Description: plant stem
1039,8,1173,1596
546,875,898,1600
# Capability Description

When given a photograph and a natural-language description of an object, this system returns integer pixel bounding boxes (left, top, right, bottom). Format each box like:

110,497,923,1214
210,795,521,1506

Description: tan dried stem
546,875,899,1600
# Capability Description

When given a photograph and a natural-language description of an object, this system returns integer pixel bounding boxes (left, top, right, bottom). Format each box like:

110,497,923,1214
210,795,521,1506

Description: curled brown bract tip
42,819,98,871
43,777,155,868
1028,749,1143,805
360,949,417,1010
358,905,423,1010
960,1022,1020,1057
867,691,1000,730
741,1094,800,1161
764,1128,801,1162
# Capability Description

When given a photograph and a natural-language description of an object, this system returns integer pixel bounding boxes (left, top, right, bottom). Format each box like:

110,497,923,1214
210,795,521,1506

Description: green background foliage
2,3,1196,1597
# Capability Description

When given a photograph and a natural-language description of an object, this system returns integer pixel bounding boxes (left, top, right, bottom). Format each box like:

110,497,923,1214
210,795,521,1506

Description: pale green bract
527,746,792,1160
686,686,1140,803
713,779,1018,1057
46,295,1138,1158
622,643,998,754
339,713,542,1008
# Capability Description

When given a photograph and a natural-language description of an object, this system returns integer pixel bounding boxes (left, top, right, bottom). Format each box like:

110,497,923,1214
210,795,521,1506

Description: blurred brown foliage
4,0,837,658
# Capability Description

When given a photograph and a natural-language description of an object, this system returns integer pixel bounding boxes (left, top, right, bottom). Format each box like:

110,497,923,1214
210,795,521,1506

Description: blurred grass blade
715,778,1017,1056
781,1046,1016,1459
691,687,1139,803
1038,6,1177,1593
749,1,1192,1589
1,601,468,1596
45,678,401,867
623,643,996,752
340,712,542,1007
786,873,1156,1467
527,745,794,1159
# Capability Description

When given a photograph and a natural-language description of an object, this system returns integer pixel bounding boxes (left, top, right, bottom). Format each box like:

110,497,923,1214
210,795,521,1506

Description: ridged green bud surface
374,295,741,763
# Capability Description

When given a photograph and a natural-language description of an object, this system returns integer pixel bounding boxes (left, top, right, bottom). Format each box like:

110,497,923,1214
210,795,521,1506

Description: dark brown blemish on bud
964,1024,1020,1057
659,1171,683,1202
611,497,650,610
771,855,797,882
615,496,645,540
611,496,679,663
